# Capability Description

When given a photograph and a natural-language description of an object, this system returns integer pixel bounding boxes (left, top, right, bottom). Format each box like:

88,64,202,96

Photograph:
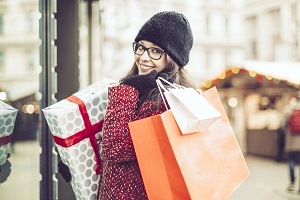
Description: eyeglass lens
133,42,164,60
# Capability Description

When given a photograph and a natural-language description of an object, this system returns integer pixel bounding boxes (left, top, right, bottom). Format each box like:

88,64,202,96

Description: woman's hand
121,70,158,95
58,160,72,183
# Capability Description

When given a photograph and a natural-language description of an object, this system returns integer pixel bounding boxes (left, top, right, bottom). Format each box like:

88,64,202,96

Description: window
270,9,280,60
248,16,257,59
224,50,229,66
250,40,257,60
27,12,34,33
0,15,3,35
0,51,4,71
205,14,210,34
224,15,229,35
205,49,211,70
26,51,35,70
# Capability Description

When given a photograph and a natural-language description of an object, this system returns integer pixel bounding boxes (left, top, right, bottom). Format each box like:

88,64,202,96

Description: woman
58,11,194,199
98,11,194,199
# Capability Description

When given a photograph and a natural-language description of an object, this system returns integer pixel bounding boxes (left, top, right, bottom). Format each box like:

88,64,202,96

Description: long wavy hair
120,55,195,109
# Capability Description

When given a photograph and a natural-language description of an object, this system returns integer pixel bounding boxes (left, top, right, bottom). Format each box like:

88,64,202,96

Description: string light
248,70,256,77
202,80,212,88
231,66,240,74
273,79,280,84
228,97,238,108
0,92,7,101
218,72,226,79
201,66,298,89
266,75,273,80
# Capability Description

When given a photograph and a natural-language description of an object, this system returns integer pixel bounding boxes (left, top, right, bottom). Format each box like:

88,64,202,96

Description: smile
140,64,154,70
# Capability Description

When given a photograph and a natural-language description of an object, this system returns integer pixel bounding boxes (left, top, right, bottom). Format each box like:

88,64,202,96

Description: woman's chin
138,68,154,75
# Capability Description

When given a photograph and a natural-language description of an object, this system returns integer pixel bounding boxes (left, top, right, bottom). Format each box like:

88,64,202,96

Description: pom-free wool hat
135,11,193,67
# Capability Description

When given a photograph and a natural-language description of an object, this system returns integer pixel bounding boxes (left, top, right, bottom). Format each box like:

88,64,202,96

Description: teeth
140,65,152,70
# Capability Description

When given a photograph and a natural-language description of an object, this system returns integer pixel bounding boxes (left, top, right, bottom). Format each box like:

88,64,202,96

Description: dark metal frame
39,0,57,199
39,0,97,198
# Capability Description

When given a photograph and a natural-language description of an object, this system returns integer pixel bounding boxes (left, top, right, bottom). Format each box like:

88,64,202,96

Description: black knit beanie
135,11,193,67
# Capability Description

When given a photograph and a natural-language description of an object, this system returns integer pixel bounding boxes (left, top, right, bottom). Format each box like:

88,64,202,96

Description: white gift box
0,101,18,166
42,78,117,200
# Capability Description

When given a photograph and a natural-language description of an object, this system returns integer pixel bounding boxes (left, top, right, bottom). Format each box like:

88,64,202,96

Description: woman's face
134,40,167,75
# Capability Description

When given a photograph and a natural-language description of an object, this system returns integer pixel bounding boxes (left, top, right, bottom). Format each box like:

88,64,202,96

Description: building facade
1,0,299,99
0,0,40,102
245,0,300,62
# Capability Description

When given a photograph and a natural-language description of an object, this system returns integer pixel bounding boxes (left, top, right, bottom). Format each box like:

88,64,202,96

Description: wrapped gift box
0,101,18,166
42,78,117,200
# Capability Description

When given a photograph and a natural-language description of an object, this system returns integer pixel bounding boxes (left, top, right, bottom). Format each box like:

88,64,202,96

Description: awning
202,61,300,90
244,61,300,85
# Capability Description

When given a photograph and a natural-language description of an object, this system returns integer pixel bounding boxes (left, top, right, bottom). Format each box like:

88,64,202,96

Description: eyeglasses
132,42,165,60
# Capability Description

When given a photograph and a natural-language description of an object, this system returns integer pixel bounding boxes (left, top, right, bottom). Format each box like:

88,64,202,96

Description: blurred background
0,0,300,199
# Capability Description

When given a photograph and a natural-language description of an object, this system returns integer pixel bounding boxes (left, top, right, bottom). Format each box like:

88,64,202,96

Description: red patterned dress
98,85,166,200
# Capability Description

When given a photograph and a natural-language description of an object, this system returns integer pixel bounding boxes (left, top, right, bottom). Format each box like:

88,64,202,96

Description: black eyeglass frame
132,42,165,60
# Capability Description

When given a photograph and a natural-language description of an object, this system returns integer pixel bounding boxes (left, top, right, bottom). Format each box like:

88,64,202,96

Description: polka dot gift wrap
42,78,117,200
0,101,18,166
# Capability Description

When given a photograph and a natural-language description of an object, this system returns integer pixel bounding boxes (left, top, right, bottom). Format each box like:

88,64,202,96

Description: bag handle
157,77,182,89
173,83,186,89
157,77,203,92
156,79,169,110
156,77,184,110
156,77,203,109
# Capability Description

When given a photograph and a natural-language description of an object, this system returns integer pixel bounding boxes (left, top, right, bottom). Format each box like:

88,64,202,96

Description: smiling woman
93,11,195,200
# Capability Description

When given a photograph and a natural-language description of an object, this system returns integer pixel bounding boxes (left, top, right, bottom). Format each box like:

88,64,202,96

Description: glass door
0,0,41,199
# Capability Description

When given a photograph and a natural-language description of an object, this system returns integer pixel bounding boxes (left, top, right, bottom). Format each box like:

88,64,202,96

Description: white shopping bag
156,77,222,134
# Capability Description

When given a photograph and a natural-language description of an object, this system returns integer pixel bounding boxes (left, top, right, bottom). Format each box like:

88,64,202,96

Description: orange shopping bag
128,87,249,200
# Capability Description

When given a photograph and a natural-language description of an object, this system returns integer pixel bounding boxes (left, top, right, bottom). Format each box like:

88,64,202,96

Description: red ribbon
52,95,102,174
0,134,12,146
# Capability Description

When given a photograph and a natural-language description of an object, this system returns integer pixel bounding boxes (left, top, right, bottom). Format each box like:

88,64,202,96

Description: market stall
201,63,300,160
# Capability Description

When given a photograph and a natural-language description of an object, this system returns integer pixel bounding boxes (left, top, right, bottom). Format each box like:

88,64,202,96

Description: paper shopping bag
156,78,222,134
129,87,249,200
